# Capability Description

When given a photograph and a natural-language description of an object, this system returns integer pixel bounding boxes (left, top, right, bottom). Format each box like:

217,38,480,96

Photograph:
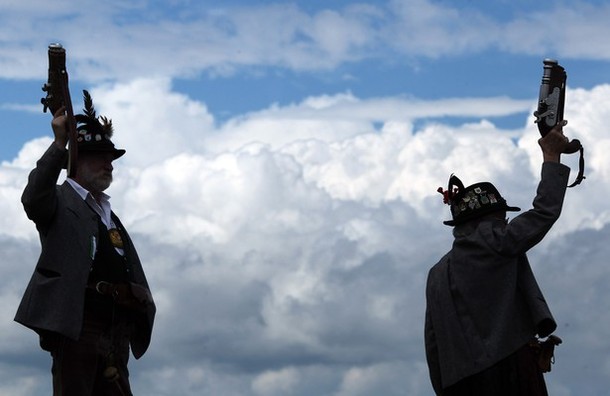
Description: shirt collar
66,178,111,204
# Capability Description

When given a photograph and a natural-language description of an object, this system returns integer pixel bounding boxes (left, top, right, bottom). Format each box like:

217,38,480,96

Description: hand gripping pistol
533,59,585,187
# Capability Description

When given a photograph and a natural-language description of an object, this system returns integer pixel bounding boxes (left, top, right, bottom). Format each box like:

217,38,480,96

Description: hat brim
61,148,126,169
79,147,126,159
443,205,521,226
113,148,126,159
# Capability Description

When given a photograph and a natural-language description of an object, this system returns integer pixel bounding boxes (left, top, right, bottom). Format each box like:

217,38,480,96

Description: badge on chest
108,228,124,249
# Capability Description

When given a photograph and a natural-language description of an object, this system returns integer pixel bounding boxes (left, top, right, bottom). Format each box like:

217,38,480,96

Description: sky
1,0,610,395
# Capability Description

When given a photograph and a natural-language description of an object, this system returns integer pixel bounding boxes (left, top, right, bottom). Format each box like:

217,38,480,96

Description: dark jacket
15,143,155,359
425,161,570,394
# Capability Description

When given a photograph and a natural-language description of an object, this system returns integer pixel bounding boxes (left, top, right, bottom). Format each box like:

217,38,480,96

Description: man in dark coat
425,123,571,396
15,91,156,395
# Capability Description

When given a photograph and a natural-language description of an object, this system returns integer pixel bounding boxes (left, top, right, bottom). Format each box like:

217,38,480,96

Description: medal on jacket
108,228,124,249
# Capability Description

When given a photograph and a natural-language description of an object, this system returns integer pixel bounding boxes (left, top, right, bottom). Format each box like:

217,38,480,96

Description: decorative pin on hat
438,174,520,226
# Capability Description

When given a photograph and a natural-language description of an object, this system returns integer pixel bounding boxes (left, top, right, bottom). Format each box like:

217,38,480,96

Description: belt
87,281,152,313
89,281,122,298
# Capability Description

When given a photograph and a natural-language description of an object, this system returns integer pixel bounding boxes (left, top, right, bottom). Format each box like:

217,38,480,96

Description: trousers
49,296,134,396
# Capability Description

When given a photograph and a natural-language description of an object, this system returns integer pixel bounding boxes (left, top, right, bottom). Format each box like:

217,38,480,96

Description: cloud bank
1,79,609,395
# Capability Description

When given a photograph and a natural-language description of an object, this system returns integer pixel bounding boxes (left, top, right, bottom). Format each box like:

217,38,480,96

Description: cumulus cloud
252,367,300,395
87,79,216,167
519,84,610,233
3,80,610,396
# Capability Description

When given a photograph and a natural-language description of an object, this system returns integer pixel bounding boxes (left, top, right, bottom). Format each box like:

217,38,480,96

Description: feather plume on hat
82,90,96,118
76,90,114,136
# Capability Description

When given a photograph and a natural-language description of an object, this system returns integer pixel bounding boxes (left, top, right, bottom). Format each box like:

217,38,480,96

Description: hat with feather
74,90,125,159
438,174,520,226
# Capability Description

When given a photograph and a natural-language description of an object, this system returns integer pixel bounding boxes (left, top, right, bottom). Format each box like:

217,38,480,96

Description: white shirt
66,178,125,255
66,178,114,229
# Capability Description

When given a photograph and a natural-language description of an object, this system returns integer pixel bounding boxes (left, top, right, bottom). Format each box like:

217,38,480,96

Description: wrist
54,138,68,150
543,152,561,163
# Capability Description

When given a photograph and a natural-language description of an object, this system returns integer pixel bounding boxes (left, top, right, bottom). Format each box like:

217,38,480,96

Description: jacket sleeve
21,143,67,232
484,161,570,256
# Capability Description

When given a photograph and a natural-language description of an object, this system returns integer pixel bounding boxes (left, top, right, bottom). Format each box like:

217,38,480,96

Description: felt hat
438,174,520,226
74,90,125,159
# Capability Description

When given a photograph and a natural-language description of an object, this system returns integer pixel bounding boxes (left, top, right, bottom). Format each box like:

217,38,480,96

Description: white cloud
2,1,610,81
0,138,51,241
335,362,428,396
502,3,610,59
0,373,45,396
520,84,610,233
384,0,498,57
85,79,215,167
252,367,300,396
2,81,610,396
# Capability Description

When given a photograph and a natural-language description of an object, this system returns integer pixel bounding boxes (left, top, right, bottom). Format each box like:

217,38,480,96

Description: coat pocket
35,267,62,279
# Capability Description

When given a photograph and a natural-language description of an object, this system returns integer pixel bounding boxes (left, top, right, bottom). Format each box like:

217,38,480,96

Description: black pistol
533,59,585,187
41,43,79,178
41,43,66,115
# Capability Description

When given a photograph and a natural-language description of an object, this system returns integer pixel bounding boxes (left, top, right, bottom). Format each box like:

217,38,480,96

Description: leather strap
567,146,585,188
